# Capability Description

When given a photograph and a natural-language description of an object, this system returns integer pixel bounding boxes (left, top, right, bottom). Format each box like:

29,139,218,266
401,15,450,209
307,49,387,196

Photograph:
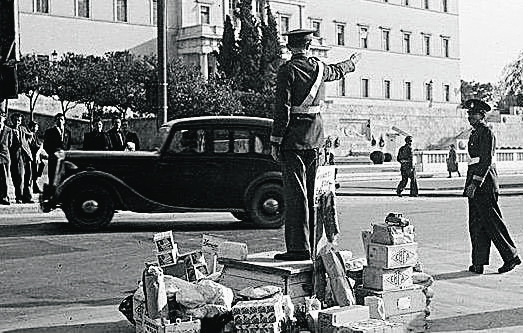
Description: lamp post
157,0,168,127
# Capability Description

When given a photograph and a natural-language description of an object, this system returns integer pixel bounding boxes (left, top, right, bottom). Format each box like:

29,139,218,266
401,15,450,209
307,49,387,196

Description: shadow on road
428,307,523,331
0,220,277,238
0,297,124,309
3,320,133,333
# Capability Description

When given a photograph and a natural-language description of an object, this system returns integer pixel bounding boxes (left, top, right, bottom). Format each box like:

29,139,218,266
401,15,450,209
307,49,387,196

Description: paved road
1,196,522,332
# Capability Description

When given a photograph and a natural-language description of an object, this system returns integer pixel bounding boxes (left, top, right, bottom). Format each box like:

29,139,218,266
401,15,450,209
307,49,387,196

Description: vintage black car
41,116,284,230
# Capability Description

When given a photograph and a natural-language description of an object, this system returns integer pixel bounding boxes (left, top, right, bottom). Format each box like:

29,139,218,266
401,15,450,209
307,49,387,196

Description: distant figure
0,110,13,205
9,113,34,203
396,136,418,197
83,118,111,150
463,99,520,274
446,144,461,178
107,117,126,151
28,121,46,194
44,113,71,185
324,136,333,165
122,119,140,151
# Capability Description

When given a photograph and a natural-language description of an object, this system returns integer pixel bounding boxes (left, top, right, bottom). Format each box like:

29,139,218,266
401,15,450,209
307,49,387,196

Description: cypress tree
235,0,262,92
260,4,282,92
216,15,237,79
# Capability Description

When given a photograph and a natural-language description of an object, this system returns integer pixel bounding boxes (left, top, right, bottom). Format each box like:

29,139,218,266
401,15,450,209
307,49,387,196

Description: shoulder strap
299,60,324,107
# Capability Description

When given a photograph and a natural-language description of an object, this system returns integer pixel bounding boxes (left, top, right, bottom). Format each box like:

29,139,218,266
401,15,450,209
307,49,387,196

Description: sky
459,0,523,83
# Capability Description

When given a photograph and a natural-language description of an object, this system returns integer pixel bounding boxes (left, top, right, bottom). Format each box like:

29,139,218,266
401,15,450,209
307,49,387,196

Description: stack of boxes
315,305,404,333
356,214,427,328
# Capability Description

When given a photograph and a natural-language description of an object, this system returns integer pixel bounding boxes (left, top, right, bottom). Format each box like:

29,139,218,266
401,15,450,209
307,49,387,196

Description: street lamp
50,50,58,63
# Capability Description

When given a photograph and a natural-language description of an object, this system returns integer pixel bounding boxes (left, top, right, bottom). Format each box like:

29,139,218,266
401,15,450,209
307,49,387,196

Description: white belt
468,156,497,165
291,103,324,114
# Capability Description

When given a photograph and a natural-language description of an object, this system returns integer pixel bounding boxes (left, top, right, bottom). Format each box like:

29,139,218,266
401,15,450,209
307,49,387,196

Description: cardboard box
366,243,418,269
142,315,201,333
363,266,413,291
337,319,404,333
154,231,175,252
318,306,369,333
356,285,426,318
218,241,248,261
232,295,285,325
370,224,415,245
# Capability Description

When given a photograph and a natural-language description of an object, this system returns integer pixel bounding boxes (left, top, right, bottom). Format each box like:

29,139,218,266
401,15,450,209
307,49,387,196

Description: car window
168,129,206,154
233,130,250,154
252,129,271,155
213,129,229,153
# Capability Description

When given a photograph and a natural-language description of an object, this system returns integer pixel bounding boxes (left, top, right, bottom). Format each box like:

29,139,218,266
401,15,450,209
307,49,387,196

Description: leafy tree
259,5,282,93
17,54,48,120
500,52,523,109
215,15,237,79
460,80,496,106
235,0,262,92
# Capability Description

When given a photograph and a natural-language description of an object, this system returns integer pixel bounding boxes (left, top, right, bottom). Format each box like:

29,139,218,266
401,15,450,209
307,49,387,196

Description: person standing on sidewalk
44,113,71,186
0,109,13,205
9,113,34,203
270,28,361,261
463,99,520,274
28,121,46,193
396,136,418,197
446,144,461,178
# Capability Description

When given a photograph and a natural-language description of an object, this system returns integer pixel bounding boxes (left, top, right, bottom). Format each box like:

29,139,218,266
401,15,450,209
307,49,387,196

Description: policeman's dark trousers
468,191,518,265
10,153,32,201
396,168,418,196
281,149,319,254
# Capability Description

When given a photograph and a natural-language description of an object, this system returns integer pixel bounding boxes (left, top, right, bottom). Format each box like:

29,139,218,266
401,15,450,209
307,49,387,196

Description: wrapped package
143,265,169,321
366,243,418,269
318,305,370,333
371,223,415,245
164,276,233,309
238,286,282,300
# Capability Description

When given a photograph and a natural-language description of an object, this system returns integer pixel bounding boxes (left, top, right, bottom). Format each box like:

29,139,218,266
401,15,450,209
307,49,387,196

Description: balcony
177,25,224,41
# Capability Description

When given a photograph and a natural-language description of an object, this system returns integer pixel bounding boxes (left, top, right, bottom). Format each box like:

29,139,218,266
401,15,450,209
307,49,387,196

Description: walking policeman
463,99,520,274
270,29,361,261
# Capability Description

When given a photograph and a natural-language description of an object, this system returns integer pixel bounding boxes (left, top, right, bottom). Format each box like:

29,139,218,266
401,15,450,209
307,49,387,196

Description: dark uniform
463,99,519,274
396,136,418,197
43,115,71,185
270,29,357,260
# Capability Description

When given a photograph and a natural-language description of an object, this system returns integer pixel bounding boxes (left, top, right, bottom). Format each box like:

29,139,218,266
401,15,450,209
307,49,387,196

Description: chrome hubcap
262,198,279,215
81,200,99,214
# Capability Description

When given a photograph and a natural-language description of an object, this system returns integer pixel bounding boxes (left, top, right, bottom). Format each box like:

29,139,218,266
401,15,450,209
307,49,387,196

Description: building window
442,37,450,57
360,27,368,49
35,0,49,13
403,0,409,6
312,20,321,37
201,5,210,24
423,35,431,55
280,16,289,34
255,0,264,17
336,24,345,46
362,78,369,98
384,80,391,99
442,0,448,12
229,0,238,14
339,77,346,96
403,33,411,53
76,0,90,18
115,0,127,22
405,81,412,100
424,0,430,9
443,84,450,102
151,0,157,25
382,29,390,51
425,82,433,101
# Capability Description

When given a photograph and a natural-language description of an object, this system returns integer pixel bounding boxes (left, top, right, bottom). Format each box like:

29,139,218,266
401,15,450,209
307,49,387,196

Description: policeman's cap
464,99,491,114
405,136,413,143
284,29,315,47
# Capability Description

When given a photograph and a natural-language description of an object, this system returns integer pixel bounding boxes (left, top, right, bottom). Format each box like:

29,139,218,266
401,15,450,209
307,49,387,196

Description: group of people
269,28,520,274
83,117,140,152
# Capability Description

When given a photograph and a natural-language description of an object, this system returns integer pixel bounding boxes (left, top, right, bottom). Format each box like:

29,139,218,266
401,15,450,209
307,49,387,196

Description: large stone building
15,0,470,153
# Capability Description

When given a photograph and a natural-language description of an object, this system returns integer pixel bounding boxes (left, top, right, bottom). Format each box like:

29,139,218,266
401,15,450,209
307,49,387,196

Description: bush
370,151,385,164
384,153,392,162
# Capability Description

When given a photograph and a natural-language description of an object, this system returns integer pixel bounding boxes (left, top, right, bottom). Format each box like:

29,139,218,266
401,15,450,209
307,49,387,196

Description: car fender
243,171,283,208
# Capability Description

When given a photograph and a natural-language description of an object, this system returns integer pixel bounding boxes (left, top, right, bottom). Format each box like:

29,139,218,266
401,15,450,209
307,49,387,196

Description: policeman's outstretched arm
349,52,362,66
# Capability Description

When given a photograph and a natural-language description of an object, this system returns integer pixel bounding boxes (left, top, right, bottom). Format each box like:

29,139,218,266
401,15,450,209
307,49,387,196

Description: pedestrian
107,116,126,151
396,136,418,197
463,99,520,274
0,109,13,205
270,28,361,261
28,121,46,194
122,119,140,151
43,113,71,186
446,144,461,178
9,113,34,203
324,136,333,165
83,118,111,150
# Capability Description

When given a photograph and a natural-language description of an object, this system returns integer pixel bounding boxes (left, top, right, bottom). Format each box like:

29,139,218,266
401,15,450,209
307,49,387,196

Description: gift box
366,243,418,269
142,315,201,333
363,266,413,291
154,231,176,252
356,285,426,318
232,295,285,325
235,322,282,333
217,241,249,261
370,224,415,245
318,305,369,333
177,250,209,282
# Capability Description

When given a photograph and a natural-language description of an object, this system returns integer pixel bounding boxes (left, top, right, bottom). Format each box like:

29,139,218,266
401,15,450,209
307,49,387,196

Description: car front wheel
62,184,115,230
246,182,284,228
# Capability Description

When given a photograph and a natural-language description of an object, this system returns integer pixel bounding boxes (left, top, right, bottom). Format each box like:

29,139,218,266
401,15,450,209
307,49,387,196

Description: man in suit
121,119,140,151
396,136,418,197
44,113,71,185
463,99,520,274
270,29,361,261
9,113,34,203
28,121,46,193
0,109,13,205
107,117,126,151
83,118,111,150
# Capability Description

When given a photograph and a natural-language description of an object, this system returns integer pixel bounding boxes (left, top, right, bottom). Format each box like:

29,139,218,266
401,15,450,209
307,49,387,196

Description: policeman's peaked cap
405,136,413,143
464,99,491,114
284,29,315,47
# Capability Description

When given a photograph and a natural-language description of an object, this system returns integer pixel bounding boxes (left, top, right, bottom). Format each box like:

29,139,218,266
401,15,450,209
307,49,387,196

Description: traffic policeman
464,99,520,274
270,29,361,261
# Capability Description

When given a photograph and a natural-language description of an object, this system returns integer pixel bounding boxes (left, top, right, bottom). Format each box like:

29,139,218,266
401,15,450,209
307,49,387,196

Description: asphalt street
0,195,522,332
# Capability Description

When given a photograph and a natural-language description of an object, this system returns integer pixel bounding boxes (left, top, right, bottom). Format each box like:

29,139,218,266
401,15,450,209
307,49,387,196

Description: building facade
17,0,466,153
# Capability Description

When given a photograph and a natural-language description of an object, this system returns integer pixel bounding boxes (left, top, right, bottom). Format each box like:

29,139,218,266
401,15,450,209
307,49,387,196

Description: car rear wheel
62,184,115,230
246,182,284,228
